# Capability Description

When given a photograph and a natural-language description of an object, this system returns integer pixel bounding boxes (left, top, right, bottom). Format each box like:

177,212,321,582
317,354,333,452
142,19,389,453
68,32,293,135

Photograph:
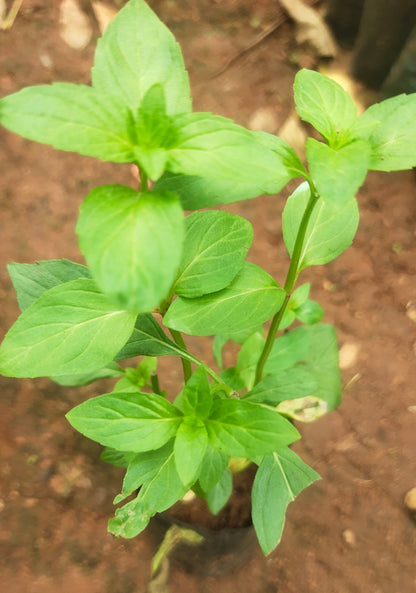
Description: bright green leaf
252,449,320,554
164,262,285,336
174,210,253,298
0,84,134,162
294,69,358,147
174,417,208,485
174,367,213,418
0,278,136,378
77,186,184,312
119,441,174,500
66,391,182,452
294,299,324,325
306,138,370,205
353,93,416,171
283,182,359,270
206,399,300,458
235,331,266,390
8,259,91,312
92,0,191,116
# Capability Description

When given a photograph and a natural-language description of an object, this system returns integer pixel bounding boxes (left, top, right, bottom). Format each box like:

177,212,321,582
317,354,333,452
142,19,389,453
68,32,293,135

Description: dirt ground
0,1,415,592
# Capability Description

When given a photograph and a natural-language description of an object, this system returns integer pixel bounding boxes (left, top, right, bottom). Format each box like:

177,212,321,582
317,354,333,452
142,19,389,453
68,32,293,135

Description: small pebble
342,529,356,546
404,487,416,512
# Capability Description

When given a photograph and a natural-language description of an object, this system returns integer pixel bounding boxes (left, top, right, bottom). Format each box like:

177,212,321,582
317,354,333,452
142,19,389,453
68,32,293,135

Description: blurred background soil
0,1,415,591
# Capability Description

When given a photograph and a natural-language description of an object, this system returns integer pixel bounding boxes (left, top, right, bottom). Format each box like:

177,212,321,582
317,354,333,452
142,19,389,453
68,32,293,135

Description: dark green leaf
77,186,184,312
252,449,320,554
198,444,229,492
101,447,137,469
243,367,318,404
264,325,312,375
164,262,285,336
205,467,233,515
115,314,198,367
174,210,253,298
109,448,186,538
283,182,359,270
8,259,91,312
206,399,300,458
52,362,123,387
66,391,183,452
292,324,341,411
0,278,136,378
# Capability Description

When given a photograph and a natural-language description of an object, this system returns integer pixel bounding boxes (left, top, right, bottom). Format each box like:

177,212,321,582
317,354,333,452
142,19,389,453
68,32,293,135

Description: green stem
254,183,319,385
151,372,162,395
140,169,149,192
169,329,193,383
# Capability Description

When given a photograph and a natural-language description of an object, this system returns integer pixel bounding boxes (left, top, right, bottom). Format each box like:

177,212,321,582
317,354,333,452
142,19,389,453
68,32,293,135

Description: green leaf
198,444,229,492
206,399,300,458
154,124,295,210
115,313,197,364
92,0,191,116
66,391,183,452
205,467,233,515
8,259,91,312
119,441,174,500
164,262,285,336
294,69,358,148
252,449,320,554
133,84,180,180
283,182,359,270
101,447,137,469
243,367,318,405
109,448,186,538
294,299,324,325
174,417,208,485
108,496,151,538
264,325,312,374
254,130,308,179
353,93,416,171
77,186,184,312
167,112,292,189
306,138,370,205
174,210,253,298
52,362,123,387
174,367,213,418
235,331,266,390
0,83,134,162
0,278,136,378
292,324,341,411
113,358,157,393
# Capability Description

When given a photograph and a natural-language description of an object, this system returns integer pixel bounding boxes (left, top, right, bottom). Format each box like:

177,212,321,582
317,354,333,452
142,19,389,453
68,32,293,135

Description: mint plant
1,0,416,555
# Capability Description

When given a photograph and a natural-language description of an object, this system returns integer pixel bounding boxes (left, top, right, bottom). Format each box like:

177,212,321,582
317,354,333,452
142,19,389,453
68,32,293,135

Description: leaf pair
294,69,416,206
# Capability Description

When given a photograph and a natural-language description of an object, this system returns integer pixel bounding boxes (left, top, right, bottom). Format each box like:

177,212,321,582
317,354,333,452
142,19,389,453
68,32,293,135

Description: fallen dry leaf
59,0,92,50
279,0,337,58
